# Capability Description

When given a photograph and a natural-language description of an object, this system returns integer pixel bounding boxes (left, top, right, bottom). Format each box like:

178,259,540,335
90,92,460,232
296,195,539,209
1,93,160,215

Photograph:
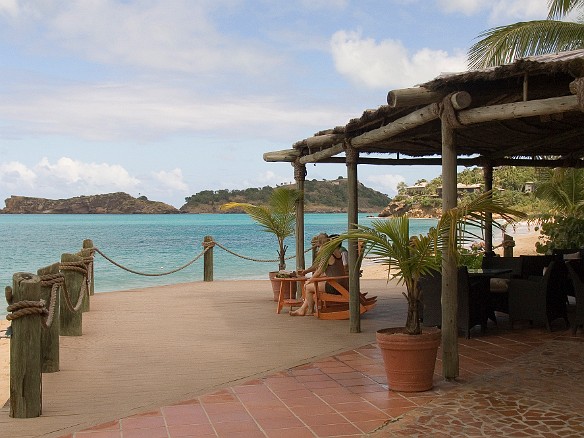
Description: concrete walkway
0,279,405,438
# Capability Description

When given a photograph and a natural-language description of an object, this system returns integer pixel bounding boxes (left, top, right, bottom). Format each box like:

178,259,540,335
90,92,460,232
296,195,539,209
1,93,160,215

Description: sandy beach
0,224,541,425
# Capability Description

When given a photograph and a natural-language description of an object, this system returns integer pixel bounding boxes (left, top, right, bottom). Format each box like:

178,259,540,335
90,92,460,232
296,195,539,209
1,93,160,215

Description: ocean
1,214,438,317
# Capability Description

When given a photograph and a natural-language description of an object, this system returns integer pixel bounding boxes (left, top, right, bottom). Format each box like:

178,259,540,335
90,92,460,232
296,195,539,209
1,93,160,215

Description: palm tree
468,0,584,69
532,168,584,252
221,187,302,271
316,192,525,335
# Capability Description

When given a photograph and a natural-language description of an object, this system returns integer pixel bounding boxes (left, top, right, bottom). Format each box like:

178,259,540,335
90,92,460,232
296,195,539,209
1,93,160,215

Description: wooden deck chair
311,276,376,320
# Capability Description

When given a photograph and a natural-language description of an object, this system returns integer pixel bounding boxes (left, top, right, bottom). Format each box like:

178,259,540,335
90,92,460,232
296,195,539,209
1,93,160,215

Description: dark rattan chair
566,262,584,334
419,266,485,338
508,261,569,331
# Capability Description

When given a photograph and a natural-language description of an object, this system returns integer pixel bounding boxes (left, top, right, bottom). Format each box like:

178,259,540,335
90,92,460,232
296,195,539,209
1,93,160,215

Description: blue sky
0,0,552,208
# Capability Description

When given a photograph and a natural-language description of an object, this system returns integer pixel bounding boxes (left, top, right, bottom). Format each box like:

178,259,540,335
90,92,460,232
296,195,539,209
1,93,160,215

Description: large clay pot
376,327,441,392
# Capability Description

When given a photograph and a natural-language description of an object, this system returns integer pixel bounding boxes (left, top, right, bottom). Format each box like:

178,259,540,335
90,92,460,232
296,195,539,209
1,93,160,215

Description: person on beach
290,233,349,316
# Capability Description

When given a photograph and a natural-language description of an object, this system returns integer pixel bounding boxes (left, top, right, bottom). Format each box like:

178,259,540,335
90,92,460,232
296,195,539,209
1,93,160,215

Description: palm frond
468,20,584,69
548,0,584,19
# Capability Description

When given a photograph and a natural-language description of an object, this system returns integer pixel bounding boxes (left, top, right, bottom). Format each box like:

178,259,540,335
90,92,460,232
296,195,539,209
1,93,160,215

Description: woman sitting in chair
290,233,349,316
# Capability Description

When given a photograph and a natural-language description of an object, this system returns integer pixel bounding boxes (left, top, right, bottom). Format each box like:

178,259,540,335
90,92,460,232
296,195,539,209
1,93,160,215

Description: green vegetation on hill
181,177,391,213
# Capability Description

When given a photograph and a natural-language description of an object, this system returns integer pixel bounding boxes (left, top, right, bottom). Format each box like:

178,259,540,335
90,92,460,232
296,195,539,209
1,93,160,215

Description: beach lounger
310,276,376,320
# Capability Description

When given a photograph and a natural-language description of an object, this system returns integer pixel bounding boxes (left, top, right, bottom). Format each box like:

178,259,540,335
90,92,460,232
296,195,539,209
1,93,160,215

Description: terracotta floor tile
296,412,349,426
74,431,121,438
212,419,262,435
167,423,216,437
255,414,305,430
264,427,315,438
120,415,166,430
310,421,362,437
82,420,120,431
121,426,169,438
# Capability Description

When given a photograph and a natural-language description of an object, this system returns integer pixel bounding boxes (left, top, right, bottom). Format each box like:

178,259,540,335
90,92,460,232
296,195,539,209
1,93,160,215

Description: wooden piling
9,272,43,418
38,263,61,373
60,253,84,336
503,233,515,257
78,248,93,312
82,239,95,296
203,236,214,282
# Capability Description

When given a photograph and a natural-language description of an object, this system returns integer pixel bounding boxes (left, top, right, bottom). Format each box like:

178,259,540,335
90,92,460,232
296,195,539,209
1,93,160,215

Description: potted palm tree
317,192,524,391
221,187,302,300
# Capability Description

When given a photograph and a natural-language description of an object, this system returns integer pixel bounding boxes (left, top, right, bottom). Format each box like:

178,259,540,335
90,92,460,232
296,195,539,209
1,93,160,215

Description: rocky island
1,193,179,214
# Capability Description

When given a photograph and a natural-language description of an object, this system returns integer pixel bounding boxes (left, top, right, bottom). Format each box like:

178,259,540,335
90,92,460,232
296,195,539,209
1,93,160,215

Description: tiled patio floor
61,317,584,438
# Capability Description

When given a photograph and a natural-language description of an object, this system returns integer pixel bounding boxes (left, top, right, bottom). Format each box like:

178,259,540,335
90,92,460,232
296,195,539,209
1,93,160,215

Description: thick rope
212,241,311,263
93,246,208,276
59,261,89,313
39,273,64,328
437,92,464,129
6,300,48,321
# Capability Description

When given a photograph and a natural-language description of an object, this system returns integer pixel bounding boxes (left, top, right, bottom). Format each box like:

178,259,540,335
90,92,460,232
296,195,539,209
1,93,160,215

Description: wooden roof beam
263,149,300,162
387,87,449,108
351,92,471,149
299,143,344,164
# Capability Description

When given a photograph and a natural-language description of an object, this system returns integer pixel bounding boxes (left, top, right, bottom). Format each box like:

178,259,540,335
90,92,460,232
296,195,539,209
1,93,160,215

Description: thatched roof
266,49,584,167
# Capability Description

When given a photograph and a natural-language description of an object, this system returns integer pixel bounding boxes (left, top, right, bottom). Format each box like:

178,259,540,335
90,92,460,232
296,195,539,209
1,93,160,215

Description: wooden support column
9,273,43,418
82,239,95,296
346,144,360,333
294,161,306,299
38,262,60,373
203,236,214,281
441,106,459,379
483,163,494,256
60,253,84,336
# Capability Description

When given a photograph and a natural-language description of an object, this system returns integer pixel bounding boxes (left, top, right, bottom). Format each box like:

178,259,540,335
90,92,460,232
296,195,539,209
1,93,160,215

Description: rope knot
6,300,48,321
438,92,464,129
202,240,216,249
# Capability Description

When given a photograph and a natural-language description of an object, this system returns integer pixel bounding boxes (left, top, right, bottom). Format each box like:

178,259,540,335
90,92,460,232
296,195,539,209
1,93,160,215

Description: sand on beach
0,226,541,411
0,319,9,408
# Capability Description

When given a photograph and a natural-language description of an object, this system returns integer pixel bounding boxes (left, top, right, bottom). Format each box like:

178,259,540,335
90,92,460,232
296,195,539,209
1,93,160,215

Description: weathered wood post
8,273,43,418
503,234,515,257
60,253,85,336
294,161,306,299
78,247,93,312
203,236,214,282
82,239,95,296
346,144,361,333
38,263,61,373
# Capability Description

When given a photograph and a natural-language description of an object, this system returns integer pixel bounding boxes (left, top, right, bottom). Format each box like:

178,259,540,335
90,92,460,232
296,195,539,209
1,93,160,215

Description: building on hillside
405,182,428,195
522,181,535,193
436,183,482,198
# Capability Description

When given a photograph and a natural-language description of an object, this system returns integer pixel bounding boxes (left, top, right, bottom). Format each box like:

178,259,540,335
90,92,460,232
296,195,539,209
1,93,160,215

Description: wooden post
38,263,60,373
295,162,306,299
346,145,360,333
9,272,43,418
60,253,84,336
503,234,515,257
78,248,92,312
82,239,95,296
203,236,214,282
483,164,494,256
441,115,459,379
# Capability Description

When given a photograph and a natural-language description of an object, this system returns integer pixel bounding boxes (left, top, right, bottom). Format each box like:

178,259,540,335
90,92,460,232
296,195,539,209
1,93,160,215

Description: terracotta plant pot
376,327,441,392
268,272,293,302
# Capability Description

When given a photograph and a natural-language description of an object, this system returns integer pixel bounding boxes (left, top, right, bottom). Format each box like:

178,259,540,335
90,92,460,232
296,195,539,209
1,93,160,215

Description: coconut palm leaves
468,0,584,69
316,191,525,335
221,187,302,270
535,168,584,218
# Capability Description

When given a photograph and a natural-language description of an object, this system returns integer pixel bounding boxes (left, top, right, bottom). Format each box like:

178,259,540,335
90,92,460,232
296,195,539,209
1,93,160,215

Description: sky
0,0,554,208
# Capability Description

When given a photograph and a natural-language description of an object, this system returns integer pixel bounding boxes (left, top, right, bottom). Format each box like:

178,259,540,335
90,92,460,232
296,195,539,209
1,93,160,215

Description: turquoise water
1,214,438,316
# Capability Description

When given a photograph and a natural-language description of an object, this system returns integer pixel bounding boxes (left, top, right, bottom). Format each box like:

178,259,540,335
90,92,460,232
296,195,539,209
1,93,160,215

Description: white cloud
152,168,189,192
0,0,19,17
35,157,140,191
365,174,405,196
3,0,279,76
0,81,349,142
0,161,36,189
437,0,548,22
330,30,467,89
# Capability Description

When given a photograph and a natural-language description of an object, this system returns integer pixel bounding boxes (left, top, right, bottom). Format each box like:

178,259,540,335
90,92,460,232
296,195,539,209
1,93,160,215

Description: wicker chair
566,263,584,334
508,261,570,331
419,266,486,338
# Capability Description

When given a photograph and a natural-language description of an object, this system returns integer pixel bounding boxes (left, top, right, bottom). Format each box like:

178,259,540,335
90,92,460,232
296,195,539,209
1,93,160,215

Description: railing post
78,247,92,312
203,236,214,282
503,233,515,257
82,239,95,297
60,253,84,336
9,272,43,418
38,262,60,373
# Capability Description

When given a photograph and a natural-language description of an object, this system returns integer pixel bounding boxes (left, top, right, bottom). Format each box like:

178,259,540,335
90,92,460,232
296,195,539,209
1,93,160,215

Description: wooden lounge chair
310,275,376,320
